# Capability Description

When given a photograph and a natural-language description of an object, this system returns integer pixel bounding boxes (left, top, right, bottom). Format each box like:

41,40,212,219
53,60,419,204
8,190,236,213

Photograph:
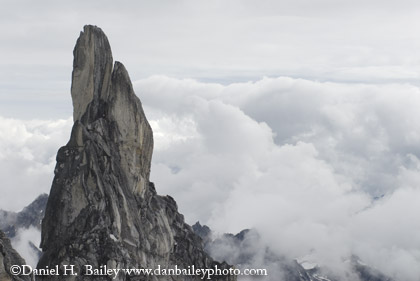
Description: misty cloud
11,227,41,268
134,76,420,280
0,116,72,211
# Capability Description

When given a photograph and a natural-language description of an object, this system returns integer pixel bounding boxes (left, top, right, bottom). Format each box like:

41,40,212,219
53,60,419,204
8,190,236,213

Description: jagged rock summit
38,25,234,281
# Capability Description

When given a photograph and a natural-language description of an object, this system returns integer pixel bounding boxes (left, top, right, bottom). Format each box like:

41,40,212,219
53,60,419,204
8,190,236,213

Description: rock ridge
0,193,48,238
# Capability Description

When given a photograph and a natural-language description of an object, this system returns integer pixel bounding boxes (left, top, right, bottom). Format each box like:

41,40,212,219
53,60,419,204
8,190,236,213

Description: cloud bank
0,117,72,211
136,76,420,280
1,76,420,279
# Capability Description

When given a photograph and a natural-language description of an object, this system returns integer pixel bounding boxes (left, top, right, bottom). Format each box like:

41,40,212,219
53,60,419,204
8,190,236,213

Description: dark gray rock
16,194,48,231
192,222,212,246
0,211,16,238
37,25,235,281
0,230,31,281
0,194,48,238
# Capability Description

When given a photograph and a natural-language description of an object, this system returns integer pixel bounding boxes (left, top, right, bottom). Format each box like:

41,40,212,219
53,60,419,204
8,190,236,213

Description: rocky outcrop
37,25,234,281
194,223,394,281
0,194,47,266
0,230,31,281
0,193,48,238
192,222,212,246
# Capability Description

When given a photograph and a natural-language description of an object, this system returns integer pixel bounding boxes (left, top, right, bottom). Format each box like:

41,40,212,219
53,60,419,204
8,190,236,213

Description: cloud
0,116,72,211
11,227,41,267
134,75,420,280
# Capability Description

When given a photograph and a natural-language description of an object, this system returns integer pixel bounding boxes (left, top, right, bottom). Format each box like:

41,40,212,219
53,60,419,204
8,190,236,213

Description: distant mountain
193,222,394,281
0,193,48,238
0,194,48,266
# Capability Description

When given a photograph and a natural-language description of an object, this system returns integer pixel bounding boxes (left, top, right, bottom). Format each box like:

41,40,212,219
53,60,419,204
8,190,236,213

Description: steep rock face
0,230,31,281
38,25,234,281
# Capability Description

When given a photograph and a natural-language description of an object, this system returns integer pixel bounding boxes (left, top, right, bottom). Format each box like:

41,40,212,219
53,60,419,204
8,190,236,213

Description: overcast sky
1,0,420,118
1,1,420,280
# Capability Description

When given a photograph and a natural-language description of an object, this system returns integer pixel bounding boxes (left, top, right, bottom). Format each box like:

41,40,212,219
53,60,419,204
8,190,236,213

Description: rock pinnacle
37,25,235,281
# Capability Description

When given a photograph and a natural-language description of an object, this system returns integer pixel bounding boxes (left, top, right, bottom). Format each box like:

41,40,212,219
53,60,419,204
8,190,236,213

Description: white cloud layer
134,76,420,280
2,75,420,279
11,227,41,268
0,116,72,211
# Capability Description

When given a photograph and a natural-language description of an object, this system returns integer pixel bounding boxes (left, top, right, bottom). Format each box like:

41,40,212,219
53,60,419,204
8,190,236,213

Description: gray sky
2,1,420,280
1,0,420,118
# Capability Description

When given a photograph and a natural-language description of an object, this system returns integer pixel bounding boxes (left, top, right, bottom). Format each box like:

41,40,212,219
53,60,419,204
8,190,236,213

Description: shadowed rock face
38,25,234,281
0,230,31,281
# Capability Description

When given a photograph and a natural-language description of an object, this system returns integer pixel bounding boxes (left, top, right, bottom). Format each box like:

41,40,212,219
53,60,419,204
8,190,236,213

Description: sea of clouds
1,76,420,280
